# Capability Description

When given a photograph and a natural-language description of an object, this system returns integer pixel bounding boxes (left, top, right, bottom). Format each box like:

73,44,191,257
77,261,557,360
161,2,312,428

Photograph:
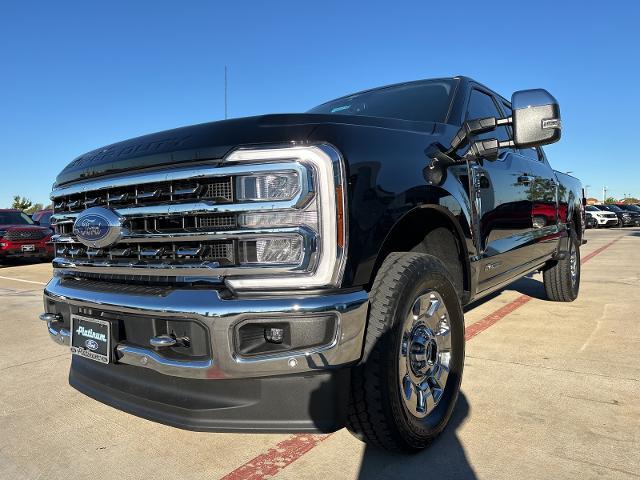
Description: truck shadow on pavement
0,258,48,269
355,393,475,480
464,273,547,311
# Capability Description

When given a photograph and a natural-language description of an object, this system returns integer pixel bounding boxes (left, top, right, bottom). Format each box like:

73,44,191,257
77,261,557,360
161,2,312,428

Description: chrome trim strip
52,198,309,224
116,344,213,375
52,226,315,244
51,161,306,199
43,277,368,379
50,226,317,276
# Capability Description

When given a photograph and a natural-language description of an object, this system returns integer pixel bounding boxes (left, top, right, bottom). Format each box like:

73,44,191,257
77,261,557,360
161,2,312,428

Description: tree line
9,195,52,214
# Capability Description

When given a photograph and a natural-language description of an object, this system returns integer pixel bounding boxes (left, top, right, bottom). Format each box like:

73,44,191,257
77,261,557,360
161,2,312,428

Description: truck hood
55,113,440,186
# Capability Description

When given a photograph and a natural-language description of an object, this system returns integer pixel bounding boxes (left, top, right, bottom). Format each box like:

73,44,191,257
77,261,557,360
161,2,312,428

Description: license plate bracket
70,315,112,364
21,244,35,252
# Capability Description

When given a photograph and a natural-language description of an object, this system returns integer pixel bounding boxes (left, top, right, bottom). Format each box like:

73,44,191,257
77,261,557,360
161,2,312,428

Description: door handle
517,175,535,184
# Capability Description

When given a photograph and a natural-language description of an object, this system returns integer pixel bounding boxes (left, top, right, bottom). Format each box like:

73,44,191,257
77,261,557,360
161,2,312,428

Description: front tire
543,230,580,302
347,252,465,452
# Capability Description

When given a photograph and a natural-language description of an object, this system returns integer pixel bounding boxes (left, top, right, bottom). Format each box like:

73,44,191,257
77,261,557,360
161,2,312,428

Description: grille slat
53,178,233,214
56,240,234,266
4,230,46,241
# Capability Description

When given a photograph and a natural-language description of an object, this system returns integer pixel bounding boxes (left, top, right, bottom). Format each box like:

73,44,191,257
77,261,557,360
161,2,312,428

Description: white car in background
585,205,619,227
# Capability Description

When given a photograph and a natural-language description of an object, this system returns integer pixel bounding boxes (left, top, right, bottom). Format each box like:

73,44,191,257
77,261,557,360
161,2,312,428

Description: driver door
465,88,535,291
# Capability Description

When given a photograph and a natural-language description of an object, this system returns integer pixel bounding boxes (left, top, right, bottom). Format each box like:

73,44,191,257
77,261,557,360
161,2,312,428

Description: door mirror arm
427,85,562,166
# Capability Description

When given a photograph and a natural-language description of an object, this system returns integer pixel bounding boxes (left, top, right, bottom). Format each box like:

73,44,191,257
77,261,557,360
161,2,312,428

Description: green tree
604,197,617,204
25,203,44,215
11,195,33,211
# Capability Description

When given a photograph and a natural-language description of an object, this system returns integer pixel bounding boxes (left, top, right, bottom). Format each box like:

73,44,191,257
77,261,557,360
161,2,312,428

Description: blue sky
1,0,638,207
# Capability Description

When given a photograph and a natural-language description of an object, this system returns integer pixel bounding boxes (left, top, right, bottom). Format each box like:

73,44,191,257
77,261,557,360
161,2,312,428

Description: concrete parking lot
1,228,638,480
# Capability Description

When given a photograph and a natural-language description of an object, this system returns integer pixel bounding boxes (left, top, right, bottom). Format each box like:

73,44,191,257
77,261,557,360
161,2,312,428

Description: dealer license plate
70,315,111,364
21,244,35,252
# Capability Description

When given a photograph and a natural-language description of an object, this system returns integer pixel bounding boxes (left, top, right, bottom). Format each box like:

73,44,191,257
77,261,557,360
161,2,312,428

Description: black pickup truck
42,76,583,452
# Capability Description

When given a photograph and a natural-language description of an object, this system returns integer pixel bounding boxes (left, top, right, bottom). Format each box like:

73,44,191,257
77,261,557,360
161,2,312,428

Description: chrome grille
54,177,233,213
49,160,312,279
4,230,46,241
56,241,234,265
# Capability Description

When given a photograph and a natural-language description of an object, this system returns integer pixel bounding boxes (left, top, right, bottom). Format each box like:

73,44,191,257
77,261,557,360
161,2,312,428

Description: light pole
602,186,608,203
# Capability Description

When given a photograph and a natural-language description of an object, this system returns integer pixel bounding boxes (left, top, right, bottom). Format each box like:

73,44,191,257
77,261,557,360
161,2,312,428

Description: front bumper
595,217,618,226
0,239,53,258
621,216,640,226
43,277,368,432
43,276,368,379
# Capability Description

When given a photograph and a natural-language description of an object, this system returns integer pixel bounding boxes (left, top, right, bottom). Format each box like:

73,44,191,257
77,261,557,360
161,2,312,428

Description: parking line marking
219,235,624,480
0,275,47,285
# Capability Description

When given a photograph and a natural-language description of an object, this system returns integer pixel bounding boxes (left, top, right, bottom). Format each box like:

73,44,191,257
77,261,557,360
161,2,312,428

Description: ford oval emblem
85,339,99,351
73,207,124,248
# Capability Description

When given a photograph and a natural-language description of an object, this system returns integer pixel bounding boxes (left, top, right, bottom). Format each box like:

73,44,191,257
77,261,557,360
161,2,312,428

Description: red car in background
0,209,54,261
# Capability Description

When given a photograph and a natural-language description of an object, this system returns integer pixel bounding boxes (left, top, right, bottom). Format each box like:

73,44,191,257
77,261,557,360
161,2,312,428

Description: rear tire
543,230,580,302
346,252,465,452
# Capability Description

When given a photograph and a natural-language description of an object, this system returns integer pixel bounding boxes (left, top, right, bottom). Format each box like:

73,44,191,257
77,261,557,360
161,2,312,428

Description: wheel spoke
436,317,452,351
402,374,413,401
416,382,435,415
431,362,449,391
426,296,441,318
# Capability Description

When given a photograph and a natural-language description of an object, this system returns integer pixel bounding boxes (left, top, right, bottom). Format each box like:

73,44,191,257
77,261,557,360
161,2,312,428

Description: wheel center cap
408,326,438,378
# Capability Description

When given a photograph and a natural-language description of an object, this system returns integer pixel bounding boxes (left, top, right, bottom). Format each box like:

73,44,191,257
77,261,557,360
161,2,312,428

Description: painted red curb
219,234,623,480
220,434,330,480
465,235,622,341
464,294,531,341
581,236,622,263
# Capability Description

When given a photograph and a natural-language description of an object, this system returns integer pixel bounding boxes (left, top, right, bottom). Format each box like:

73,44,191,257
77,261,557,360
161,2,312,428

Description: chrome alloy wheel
398,291,452,418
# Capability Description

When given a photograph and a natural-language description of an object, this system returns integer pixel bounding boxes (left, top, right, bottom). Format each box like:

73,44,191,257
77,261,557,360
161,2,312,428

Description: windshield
620,204,640,212
36,212,52,226
308,79,456,123
0,211,35,226
586,206,599,211
603,205,622,212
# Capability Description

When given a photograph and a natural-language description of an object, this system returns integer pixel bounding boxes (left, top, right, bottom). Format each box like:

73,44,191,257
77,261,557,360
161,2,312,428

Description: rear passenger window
466,89,510,142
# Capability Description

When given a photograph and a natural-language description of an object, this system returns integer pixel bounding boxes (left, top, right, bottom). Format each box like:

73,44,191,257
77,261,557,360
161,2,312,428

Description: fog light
265,327,284,344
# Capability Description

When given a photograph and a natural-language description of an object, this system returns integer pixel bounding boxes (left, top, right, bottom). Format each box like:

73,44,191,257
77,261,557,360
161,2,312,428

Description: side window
518,147,540,162
501,102,512,118
465,89,509,142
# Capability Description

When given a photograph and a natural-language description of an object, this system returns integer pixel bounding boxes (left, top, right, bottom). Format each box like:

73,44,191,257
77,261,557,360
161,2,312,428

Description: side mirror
511,89,561,148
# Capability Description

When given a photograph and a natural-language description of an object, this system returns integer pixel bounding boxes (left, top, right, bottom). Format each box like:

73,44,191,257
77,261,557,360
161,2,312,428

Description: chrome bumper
42,277,368,380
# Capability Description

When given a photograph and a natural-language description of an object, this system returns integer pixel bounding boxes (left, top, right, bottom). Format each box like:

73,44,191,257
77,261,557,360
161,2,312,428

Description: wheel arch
367,205,473,301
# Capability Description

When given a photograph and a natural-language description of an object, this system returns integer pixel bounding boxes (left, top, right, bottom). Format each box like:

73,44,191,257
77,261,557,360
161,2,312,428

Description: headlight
236,171,300,201
240,236,304,265
224,144,347,291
